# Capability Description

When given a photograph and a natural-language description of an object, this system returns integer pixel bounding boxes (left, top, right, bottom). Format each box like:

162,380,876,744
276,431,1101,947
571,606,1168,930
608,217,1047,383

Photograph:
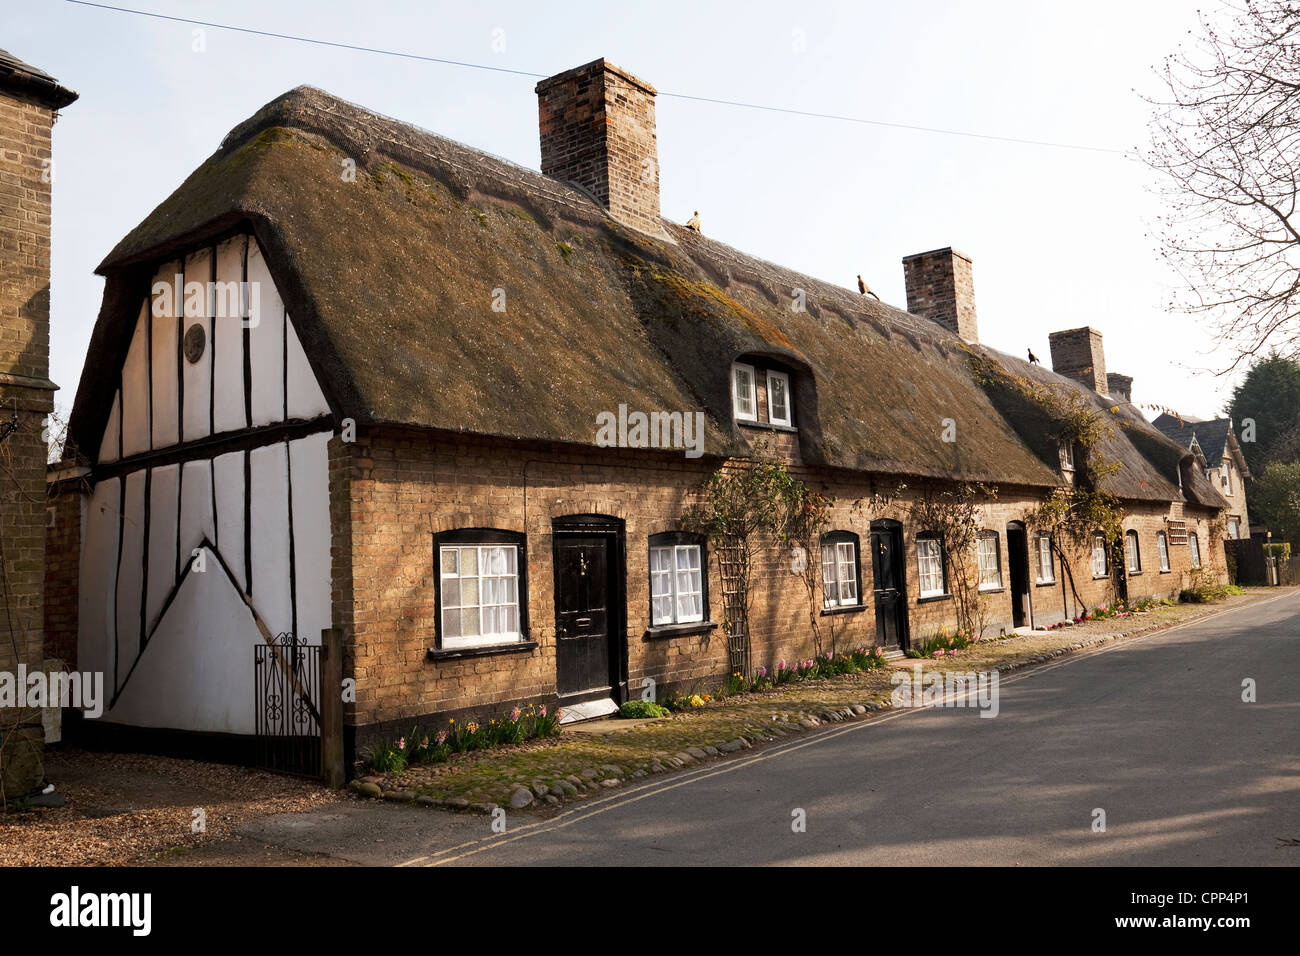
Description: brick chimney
1106,373,1132,403
902,247,978,342
536,58,662,237
0,48,75,798
1048,326,1107,394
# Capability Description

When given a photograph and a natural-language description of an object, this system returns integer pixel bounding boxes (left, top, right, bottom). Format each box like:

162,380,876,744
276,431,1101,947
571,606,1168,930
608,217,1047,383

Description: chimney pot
1048,327,1108,393
536,58,662,237
902,247,978,342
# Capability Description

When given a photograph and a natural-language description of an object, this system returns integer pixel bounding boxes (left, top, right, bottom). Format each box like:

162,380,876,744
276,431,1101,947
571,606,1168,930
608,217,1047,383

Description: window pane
442,578,460,607
461,608,480,636
442,607,460,638
652,595,672,624
768,372,789,423
459,547,478,576
441,547,458,575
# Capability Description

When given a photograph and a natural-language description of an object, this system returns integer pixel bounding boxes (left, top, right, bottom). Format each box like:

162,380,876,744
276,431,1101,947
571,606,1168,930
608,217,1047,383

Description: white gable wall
80,230,336,737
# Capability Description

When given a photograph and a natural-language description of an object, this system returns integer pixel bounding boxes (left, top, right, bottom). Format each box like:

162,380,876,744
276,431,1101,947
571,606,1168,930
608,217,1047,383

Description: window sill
1092,575,1110,581
427,640,538,662
1127,571,1143,577
820,604,865,616
917,593,952,604
978,586,1005,594
737,421,799,434
1159,569,1171,574
1035,580,1056,588
644,620,718,639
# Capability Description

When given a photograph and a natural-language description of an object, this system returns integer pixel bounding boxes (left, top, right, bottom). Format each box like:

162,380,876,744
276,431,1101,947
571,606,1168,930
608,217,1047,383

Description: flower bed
662,646,889,711
366,704,561,773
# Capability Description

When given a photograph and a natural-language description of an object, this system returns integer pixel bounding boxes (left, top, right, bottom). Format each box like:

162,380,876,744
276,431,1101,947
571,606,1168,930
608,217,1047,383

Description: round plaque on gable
183,323,206,363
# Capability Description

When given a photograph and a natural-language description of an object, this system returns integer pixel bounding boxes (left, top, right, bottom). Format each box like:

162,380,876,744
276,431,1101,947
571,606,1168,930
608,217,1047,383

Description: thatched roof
70,86,1224,511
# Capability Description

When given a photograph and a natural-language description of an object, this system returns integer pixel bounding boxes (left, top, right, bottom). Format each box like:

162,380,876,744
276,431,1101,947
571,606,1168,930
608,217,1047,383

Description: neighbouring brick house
1153,414,1251,540
0,49,75,798
49,58,1229,773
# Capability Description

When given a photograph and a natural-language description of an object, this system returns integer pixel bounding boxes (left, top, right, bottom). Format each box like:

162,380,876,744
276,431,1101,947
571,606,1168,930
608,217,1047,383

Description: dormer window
766,370,792,426
732,363,757,421
731,358,796,428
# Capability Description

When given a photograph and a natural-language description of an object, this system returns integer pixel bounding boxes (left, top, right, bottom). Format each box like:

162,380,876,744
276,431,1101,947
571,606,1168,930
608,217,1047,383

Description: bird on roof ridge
685,211,701,232
1028,348,1040,364
857,274,879,300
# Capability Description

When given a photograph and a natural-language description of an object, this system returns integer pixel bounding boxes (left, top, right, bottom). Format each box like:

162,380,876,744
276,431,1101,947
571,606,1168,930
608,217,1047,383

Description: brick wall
536,58,661,236
0,77,65,798
330,426,1225,761
902,248,978,342
43,476,83,668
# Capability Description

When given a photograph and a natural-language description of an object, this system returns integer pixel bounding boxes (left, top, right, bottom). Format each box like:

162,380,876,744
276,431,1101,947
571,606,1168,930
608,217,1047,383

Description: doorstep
557,697,619,724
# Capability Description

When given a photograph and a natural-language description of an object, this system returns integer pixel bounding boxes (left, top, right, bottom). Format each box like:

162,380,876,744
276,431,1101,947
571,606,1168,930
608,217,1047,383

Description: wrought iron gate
254,632,322,777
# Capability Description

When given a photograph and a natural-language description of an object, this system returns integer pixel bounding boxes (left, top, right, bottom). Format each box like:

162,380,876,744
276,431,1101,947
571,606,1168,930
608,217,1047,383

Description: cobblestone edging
348,598,1256,812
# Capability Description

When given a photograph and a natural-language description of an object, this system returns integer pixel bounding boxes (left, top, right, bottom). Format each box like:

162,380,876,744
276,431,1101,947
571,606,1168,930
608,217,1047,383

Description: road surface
238,590,1300,866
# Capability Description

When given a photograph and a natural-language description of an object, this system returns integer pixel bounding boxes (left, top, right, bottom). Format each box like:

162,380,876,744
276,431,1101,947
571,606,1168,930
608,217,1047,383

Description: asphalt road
240,590,1300,866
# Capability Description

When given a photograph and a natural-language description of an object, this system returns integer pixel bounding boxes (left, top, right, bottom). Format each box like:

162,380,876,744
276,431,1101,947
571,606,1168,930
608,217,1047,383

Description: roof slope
70,86,1218,508
1154,413,1228,462
0,48,77,108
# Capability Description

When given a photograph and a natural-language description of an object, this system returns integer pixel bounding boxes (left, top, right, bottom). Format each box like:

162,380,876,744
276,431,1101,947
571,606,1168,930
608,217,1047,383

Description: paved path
239,590,1300,866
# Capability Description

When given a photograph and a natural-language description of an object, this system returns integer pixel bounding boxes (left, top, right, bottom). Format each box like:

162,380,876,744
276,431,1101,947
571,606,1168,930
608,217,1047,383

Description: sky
8,0,1246,422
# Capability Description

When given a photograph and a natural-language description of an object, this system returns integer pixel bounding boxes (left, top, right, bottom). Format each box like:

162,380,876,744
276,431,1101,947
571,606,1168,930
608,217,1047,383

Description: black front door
553,517,626,704
869,521,908,652
1007,523,1029,628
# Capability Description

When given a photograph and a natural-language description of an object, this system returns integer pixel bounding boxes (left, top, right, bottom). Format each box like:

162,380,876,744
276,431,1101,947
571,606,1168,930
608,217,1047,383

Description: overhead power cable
65,0,1132,156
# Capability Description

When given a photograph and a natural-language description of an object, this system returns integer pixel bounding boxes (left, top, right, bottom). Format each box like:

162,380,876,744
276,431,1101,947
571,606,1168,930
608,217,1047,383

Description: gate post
320,628,345,787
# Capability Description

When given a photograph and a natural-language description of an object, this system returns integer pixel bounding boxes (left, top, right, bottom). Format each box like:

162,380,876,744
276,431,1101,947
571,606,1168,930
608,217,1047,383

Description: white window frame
439,543,521,648
650,542,704,626
1221,462,1232,495
820,537,859,608
1157,531,1170,572
766,370,793,427
977,533,1002,591
917,536,945,597
1091,534,1108,578
1060,442,1075,472
1036,534,1055,584
1188,532,1202,569
1228,518,1240,540
732,362,758,422
1125,531,1141,573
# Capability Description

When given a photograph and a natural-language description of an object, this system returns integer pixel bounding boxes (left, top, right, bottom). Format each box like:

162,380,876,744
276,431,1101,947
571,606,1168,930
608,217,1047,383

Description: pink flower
539,705,547,717
757,666,767,678
825,651,833,660
397,737,405,750
778,659,786,670
509,707,521,722
435,730,447,745
932,650,944,658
